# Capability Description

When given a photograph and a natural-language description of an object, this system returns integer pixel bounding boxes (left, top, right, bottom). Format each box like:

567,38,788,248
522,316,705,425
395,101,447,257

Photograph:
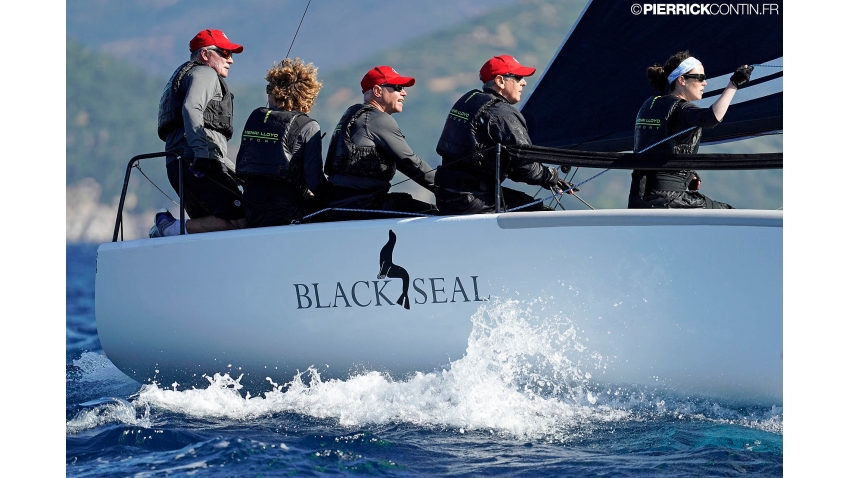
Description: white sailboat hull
95,209,782,405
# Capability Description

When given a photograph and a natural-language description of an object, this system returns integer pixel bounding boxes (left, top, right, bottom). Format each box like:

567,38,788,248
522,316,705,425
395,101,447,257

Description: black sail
521,0,783,152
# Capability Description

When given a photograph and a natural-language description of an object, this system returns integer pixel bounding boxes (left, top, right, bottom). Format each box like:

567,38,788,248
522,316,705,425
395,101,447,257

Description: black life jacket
634,95,702,154
157,61,235,141
235,108,315,185
632,95,701,194
436,89,508,181
324,104,394,181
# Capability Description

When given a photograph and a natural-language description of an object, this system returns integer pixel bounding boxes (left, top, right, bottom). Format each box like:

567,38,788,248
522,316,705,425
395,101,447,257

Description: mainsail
521,0,783,152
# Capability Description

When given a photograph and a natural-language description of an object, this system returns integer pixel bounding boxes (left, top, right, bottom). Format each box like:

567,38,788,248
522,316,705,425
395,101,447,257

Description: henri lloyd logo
293,229,489,310
631,3,780,15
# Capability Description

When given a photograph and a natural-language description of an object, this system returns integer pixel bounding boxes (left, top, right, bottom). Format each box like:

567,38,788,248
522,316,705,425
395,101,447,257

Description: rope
298,207,432,223
297,144,502,221
286,0,312,58
514,127,699,211
636,126,697,154
134,161,180,207
569,192,595,210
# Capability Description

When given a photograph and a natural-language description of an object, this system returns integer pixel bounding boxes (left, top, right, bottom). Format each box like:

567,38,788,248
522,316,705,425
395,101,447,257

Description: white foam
73,298,781,440
65,398,153,434
133,298,629,441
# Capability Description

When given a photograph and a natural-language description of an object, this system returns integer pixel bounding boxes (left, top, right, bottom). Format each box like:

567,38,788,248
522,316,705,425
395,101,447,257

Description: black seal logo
377,230,410,309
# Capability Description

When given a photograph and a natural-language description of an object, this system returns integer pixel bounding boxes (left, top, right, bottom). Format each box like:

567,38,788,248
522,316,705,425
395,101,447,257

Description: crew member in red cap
323,65,437,221
151,29,248,237
433,55,574,215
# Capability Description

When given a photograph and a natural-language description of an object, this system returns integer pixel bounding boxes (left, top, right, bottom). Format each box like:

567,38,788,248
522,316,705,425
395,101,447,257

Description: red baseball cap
189,29,244,53
361,66,415,93
479,55,536,82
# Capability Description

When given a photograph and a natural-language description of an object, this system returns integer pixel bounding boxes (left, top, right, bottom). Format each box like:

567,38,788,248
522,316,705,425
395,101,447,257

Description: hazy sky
66,0,525,83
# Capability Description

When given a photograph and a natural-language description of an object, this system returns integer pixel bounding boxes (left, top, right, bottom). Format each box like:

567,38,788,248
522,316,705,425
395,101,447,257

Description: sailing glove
730,65,754,87
558,179,578,194
688,171,701,191
547,168,578,194
189,157,213,178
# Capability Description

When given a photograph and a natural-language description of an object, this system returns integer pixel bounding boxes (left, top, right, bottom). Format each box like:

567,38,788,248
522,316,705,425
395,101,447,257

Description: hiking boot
149,208,177,238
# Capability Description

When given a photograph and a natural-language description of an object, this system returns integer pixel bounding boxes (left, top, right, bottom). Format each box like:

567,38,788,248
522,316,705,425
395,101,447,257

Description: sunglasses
502,74,524,81
379,84,405,92
682,73,706,81
208,47,233,60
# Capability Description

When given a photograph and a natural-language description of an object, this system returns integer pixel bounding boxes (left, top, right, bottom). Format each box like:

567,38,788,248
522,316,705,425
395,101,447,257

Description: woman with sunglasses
629,50,753,209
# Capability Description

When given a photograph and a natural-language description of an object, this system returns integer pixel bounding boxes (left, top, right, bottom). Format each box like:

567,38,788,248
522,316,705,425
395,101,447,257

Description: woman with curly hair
629,51,753,209
236,58,332,226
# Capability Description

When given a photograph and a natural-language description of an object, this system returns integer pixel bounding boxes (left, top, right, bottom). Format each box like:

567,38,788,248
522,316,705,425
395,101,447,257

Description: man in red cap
323,66,436,221
433,55,574,215
151,29,248,237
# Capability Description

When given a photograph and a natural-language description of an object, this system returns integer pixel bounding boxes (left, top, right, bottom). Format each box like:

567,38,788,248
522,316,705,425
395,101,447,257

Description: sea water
66,244,782,476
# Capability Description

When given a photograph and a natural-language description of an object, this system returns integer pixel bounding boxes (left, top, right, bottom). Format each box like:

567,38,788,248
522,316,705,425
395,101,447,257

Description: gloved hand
189,157,213,178
557,178,579,195
546,167,579,194
730,65,753,87
688,171,701,191
546,167,561,190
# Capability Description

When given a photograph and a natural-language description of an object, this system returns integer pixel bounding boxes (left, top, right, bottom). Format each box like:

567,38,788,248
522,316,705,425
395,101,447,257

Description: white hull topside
95,209,782,405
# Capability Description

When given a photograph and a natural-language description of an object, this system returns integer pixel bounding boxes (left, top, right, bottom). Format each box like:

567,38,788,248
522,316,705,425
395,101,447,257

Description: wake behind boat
94,0,782,406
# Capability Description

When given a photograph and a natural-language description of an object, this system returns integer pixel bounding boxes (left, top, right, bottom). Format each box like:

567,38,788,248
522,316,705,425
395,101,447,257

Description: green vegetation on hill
66,38,169,209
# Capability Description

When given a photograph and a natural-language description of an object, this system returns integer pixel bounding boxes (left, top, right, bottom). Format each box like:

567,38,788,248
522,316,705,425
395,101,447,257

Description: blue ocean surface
66,243,782,477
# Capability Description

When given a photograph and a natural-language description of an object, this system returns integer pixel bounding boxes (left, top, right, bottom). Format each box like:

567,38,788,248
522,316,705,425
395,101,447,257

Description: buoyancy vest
235,108,315,185
632,95,701,192
157,61,235,141
436,90,508,181
324,104,395,181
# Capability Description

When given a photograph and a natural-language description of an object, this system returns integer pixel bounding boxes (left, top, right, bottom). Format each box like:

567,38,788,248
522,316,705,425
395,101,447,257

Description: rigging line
506,186,567,212
568,126,698,190
296,144,507,222
547,187,568,211
117,161,180,239
134,162,180,207
636,126,697,154
299,207,432,222
570,191,594,210
553,131,619,150
505,197,543,212
286,0,313,58
514,126,699,212
299,144,502,219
